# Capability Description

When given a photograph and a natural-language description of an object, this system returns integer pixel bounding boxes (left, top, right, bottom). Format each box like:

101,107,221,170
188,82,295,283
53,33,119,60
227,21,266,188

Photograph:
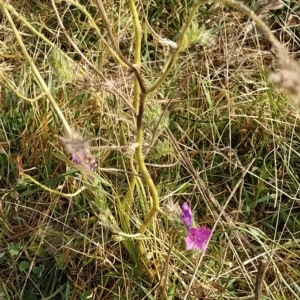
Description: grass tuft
1,0,300,299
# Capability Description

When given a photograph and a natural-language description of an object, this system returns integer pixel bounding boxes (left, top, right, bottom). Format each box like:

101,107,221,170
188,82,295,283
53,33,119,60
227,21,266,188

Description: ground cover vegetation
1,0,300,299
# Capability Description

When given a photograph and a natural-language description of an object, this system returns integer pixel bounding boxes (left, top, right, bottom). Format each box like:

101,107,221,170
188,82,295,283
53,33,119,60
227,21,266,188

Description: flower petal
185,227,212,251
72,153,80,164
72,153,94,171
180,202,192,228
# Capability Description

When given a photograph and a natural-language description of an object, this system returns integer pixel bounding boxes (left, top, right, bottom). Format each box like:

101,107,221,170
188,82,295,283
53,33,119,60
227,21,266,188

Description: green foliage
32,264,45,279
8,243,22,257
19,260,30,272
49,48,75,82
181,21,215,50
1,0,300,299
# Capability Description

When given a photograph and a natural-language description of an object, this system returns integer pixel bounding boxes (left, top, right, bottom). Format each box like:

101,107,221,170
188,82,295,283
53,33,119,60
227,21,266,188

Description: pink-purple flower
180,202,192,229
57,130,95,172
180,202,212,251
72,153,94,171
185,227,211,251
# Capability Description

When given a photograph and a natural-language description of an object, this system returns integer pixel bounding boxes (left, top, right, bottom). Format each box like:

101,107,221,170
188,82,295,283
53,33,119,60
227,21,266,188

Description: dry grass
1,0,300,299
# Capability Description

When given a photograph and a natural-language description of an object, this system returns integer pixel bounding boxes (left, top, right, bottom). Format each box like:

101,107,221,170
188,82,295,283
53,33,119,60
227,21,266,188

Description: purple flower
57,129,95,172
72,153,94,171
185,226,212,251
180,202,192,229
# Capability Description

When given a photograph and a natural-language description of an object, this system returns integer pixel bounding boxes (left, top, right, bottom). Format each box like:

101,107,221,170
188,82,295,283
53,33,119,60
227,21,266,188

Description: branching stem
95,0,146,94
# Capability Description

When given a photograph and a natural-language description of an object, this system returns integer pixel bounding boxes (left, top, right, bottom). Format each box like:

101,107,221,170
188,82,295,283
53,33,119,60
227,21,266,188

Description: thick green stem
127,0,143,111
95,0,146,94
135,94,162,234
125,0,161,234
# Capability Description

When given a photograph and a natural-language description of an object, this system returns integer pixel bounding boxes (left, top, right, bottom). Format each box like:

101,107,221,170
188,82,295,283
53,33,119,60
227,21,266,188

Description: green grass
1,0,300,299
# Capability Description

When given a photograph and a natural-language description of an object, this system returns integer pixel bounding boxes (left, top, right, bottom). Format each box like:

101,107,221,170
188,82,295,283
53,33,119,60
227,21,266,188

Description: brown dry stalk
255,256,269,300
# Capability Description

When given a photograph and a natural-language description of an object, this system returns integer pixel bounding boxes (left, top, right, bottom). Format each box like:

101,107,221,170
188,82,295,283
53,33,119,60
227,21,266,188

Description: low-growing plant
1,0,300,299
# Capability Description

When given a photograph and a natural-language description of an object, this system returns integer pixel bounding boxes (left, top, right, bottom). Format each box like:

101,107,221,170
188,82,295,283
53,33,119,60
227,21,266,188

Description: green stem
0,0,97,91
145,0,203,95
135,94,162,234
124,156,137,213
127,0,143,110
125,0,160,234
2,6,72,137
132,2,205,234
0,71,47,102
21,173,86,197
95,0,146,94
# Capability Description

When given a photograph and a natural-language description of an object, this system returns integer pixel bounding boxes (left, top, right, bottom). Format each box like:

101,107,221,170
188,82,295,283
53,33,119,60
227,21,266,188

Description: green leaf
81,290,93,300
32,265,44,278
8,243,21,257
19,260,30,271
0,252,6,265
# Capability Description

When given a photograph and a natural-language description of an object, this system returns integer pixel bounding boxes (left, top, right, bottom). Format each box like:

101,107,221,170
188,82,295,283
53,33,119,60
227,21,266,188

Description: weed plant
0,0,300,299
